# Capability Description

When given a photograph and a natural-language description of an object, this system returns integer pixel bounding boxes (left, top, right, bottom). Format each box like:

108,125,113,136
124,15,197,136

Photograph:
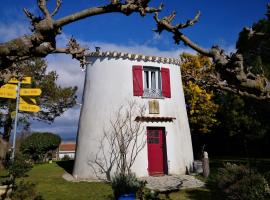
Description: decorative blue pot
118,193,136,200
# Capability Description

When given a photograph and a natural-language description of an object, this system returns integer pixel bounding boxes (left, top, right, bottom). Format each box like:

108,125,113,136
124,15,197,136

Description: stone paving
63,172,205,192
140,175,205,192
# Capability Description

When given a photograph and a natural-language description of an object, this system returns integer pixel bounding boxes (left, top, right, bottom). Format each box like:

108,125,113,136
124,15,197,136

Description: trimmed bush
20,132,61,162
208,163,270,200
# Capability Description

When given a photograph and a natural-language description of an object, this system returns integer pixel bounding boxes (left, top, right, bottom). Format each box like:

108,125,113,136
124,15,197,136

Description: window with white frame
143,67,162,98
132,65,171,98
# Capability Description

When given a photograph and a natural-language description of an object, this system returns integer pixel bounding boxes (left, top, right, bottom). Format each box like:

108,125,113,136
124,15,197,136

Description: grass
1,157,269,199
22,162,113,200
10,160,210,200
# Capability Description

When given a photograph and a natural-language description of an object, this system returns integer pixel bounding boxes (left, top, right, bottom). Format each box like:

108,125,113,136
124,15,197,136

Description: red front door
147,127,168,176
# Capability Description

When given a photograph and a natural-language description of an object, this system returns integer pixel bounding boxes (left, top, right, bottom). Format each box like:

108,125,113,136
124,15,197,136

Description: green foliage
10,180,43,200
236,17,270,78
264,171,270,185
208,163,270,200
181,53,219,134
8,153,32,179
61,155,71,161
111,173,145,199
215,93,267,140
20,132,61,162
141,188,160,200
0,57,77,142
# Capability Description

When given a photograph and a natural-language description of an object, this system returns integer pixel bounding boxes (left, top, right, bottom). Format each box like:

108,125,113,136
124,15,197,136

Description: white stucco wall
59,151,75,159
73,53,194,180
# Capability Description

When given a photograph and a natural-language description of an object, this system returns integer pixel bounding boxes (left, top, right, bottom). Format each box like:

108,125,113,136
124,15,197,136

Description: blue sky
0,0,269,140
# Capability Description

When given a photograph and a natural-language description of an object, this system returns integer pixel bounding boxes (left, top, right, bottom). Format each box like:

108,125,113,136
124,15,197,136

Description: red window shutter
161,67,171,98
132,65,143,96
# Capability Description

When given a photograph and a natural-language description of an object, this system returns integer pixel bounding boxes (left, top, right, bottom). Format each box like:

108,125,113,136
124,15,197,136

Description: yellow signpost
20,97,37,105
0,90,16,99
20,88,42,96
8,77,32,84
0,84,17,99
1,84,17,90
19,104,40,113
19,97,40,112
0,76,42,160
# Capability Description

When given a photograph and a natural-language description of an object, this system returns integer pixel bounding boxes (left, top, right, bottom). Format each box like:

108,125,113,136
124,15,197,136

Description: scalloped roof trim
86,51,181,65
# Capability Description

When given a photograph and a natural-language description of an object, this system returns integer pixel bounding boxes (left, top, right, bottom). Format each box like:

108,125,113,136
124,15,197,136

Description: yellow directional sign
20,97,37,105
19,97,40,112
1,84,17,90
9,77,31,84
19,104,40,112
20,88,42,96
0,84,17,99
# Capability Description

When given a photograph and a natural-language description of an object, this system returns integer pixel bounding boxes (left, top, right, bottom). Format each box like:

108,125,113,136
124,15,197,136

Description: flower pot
118,193,136,200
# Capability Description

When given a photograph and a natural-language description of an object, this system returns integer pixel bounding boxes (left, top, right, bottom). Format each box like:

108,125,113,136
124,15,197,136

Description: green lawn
22,162,113,200
13,161,211,200
1,157,269,200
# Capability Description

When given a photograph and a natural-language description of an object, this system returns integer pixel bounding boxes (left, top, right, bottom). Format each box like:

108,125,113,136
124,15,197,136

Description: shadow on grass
184,188,214,200
56,160,74,174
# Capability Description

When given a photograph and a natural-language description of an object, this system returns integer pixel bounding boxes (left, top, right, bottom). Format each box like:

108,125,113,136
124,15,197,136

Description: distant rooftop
59,142,76,152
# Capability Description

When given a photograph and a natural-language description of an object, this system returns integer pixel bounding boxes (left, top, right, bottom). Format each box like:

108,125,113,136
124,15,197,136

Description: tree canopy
181,53,219,134
0,57,77,142
20,132,61,162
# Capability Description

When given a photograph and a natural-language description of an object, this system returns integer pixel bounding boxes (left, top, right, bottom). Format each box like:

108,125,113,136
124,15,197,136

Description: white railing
143,88,162,98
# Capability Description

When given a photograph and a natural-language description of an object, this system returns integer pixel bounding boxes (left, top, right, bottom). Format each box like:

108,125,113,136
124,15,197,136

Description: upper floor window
143,67,162,98
133,65,171,98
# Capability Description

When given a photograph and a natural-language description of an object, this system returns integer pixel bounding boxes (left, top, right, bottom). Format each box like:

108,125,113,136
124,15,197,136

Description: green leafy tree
214,93,270,157
20,132,61,162
0,57,77,143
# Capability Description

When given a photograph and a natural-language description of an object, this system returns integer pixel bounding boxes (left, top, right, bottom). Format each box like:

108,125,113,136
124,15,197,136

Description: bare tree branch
0,0,162,83
38,0,51,19
51,0,62,17
54,2,162,27
154,6,270,100
88,100,146,181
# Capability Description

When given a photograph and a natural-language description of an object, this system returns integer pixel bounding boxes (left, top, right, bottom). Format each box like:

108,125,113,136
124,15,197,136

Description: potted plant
111,173,145,200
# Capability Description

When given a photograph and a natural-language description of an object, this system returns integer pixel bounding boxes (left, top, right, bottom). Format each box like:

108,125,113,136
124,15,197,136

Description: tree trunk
3,114,12,142
0,138,9,169
1,114,12,168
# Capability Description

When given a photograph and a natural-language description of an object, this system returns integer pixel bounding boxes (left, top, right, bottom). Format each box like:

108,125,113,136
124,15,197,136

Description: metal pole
11,82,21,160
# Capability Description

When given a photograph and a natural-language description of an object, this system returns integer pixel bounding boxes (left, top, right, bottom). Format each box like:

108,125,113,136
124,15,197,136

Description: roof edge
86,50,181,65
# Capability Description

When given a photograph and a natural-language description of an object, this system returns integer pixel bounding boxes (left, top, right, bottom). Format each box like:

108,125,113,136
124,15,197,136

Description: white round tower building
73,50,194,180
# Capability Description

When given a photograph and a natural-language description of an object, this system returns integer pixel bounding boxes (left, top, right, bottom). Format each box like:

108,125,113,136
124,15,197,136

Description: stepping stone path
140,175,205,192
63,173,205,192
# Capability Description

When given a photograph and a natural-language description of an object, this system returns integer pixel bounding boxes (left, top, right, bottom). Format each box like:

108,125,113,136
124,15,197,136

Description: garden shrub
111,173,145,199
209,163,270,200
8,153,32,179
61,155,71,161
10,180,43,200
264,171,270,185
